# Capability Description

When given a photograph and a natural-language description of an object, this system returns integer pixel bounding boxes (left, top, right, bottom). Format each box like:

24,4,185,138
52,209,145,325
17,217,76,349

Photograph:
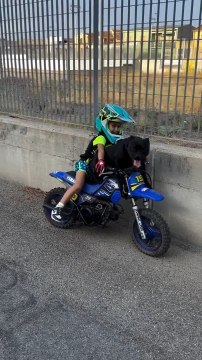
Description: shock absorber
131,198,146,240
143,198,149,208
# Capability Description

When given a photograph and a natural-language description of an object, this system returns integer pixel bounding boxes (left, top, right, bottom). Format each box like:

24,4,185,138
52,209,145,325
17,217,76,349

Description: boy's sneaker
51,206,63,221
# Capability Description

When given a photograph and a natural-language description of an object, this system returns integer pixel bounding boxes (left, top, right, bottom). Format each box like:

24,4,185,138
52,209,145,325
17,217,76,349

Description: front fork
131,198,147,240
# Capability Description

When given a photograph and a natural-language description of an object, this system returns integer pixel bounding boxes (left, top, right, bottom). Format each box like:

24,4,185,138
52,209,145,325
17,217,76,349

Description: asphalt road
0,178,201,360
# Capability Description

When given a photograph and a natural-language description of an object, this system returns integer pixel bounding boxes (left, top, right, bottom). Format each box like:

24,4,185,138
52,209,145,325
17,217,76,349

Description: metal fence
0,0,202,140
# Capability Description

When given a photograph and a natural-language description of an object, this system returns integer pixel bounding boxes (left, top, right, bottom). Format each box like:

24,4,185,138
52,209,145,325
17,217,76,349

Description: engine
79,201,122,225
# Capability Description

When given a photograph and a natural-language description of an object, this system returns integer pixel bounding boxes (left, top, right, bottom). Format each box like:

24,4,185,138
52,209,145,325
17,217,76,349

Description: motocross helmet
95,104,134,144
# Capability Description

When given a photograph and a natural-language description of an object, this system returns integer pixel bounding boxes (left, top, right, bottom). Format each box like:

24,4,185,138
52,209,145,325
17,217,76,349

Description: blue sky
1,0,201,39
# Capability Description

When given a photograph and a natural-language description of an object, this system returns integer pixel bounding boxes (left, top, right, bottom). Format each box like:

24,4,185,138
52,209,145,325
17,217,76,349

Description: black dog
104,135,150,169
88,136,150,184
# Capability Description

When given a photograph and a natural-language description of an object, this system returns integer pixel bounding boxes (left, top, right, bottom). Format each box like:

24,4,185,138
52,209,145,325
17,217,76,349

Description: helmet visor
103,104,134,123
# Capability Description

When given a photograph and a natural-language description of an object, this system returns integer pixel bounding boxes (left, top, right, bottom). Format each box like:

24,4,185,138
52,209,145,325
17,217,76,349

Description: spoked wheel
132,208,171,257
43,187,77,229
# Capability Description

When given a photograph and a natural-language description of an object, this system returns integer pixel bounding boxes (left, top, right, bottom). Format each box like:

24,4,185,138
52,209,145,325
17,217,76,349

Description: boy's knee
73,183,83,193
75,185,82,193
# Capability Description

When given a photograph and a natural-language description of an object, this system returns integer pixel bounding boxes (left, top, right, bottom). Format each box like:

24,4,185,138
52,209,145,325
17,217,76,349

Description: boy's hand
96,160,105,174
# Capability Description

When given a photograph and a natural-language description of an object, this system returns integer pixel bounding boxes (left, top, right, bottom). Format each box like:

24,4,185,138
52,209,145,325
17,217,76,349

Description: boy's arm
96,144,105,173
93,135,106,173
97,143,105,161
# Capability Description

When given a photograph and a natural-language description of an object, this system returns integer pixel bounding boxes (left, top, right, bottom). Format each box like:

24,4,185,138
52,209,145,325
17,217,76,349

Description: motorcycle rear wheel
43,187,76,229
132,208,171,257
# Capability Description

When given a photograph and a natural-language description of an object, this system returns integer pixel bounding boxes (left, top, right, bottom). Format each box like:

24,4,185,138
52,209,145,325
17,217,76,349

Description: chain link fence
0,0,202,140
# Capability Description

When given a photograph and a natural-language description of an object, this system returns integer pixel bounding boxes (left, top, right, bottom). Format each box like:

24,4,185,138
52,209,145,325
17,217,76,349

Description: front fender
132,184,164,201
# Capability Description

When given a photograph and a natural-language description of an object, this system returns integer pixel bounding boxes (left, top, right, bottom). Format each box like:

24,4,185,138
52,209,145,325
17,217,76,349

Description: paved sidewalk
0,178,201,360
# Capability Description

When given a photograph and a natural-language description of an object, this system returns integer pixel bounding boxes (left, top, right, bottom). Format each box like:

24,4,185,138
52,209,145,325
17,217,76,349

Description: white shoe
51,207,63,221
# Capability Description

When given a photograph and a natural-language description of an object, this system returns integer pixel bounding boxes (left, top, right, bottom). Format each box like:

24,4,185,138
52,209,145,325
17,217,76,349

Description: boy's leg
60,171,86,205
51,170,86,222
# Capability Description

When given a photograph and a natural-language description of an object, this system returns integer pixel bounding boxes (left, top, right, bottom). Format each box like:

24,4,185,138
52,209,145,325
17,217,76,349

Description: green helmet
95,104,134,144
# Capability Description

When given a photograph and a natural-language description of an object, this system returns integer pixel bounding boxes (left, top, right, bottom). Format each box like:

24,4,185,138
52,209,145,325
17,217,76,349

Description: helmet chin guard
96,104,134,144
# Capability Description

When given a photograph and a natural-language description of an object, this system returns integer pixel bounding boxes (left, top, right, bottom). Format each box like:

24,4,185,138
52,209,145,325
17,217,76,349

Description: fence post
93,0,99,128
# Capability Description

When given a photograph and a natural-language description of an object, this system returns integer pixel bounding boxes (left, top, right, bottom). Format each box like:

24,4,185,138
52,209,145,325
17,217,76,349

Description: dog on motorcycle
51,104,150,221
88,135,150,185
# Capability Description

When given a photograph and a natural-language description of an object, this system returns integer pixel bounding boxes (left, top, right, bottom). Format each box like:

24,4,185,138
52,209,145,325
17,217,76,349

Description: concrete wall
0,115,202,246
152,145,202,246
0,116,91,190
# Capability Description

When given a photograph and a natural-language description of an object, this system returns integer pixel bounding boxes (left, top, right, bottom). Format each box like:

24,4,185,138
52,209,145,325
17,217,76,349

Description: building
191,26,202,59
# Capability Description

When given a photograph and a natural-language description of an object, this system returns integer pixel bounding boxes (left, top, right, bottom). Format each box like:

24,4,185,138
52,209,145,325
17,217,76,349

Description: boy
51,104,134,221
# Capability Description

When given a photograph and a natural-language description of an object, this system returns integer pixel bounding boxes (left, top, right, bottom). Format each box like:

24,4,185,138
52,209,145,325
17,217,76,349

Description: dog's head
126,136,150,168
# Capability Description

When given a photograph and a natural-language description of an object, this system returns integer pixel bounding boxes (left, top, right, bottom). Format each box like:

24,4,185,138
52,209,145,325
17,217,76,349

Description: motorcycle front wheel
132,208,171,257
43,187,77,229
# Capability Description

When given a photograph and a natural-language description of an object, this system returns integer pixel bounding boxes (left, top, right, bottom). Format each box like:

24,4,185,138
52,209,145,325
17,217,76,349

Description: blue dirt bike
43,167,171,257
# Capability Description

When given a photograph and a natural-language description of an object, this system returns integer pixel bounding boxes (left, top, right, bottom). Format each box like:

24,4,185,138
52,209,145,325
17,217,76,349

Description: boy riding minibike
51,104,135,222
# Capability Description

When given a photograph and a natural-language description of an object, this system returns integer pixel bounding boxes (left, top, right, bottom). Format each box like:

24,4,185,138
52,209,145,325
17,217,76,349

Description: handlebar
98,167,152,188
98,166,138,178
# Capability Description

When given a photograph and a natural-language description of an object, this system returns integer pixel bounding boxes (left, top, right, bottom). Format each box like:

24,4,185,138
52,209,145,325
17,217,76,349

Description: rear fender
50,171,109,197
50,171,74,187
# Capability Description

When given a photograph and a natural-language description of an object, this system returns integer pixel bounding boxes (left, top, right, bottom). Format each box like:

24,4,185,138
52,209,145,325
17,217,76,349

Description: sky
0,0,201,40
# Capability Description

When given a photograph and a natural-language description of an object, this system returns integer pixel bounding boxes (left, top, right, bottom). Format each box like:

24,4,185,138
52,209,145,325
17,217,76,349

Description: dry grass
4,67,202,116
29,67,202,115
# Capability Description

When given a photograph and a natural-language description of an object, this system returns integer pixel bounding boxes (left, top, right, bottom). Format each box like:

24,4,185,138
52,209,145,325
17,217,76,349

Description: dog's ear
124,136,134,149
143,138,150,156
126,135,134,144
127,135,140,145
